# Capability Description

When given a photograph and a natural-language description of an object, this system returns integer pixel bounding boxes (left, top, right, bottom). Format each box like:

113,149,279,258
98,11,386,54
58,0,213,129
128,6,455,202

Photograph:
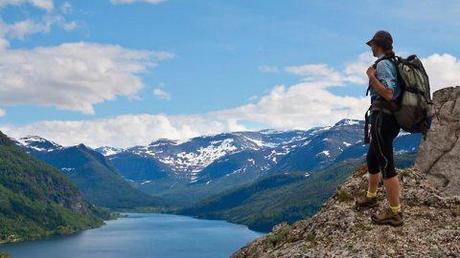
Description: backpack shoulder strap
373,57,385,67
365,54,399,96
365,55,397,96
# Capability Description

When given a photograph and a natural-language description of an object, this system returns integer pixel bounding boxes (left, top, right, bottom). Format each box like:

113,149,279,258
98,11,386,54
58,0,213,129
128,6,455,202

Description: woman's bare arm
366,67,394,101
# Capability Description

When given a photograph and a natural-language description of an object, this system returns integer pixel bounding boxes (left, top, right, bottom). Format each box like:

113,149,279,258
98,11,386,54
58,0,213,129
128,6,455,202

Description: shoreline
0,212,263,247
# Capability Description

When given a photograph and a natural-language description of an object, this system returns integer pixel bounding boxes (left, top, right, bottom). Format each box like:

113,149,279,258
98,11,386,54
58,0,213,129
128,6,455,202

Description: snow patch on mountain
96,146,124,156
318,150,331,157
140,180,152,185
159,138,239,174
265,146,292,164
334,119,361,127
240,135,277,149
17,136,62,152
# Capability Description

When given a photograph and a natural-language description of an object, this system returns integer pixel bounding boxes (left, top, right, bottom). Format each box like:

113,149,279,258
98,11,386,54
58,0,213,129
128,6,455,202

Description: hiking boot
371,208,403,227
355,194,378,209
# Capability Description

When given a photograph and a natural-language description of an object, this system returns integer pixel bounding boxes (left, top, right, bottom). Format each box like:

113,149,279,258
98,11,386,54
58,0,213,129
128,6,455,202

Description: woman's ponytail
384,48,395,58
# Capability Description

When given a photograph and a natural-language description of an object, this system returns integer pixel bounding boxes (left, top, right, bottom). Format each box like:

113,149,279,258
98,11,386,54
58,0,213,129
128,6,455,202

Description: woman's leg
367,113,381,195
381,116,401,209
369,173,381,194
367,145,381,194
384,175,400,207
375,113,401,211
371,113,403,226
356,112,382,207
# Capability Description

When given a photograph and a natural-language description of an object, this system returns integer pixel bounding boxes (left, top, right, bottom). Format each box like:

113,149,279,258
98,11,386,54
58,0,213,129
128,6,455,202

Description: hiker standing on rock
355,31,403,226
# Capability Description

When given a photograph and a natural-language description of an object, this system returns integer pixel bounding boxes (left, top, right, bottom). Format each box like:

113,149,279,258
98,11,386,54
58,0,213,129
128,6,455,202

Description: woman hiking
355,30,403,226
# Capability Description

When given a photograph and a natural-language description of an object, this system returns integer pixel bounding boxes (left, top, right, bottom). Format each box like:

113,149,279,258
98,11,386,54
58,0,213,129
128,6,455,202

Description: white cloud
285,64,343,84
1,113,244,148
421,53,460,92
110,0,166,5
1,16,74,40
343,52,374,84
0,1,77,42
0,42,173,114
2,52,457,148
62,20,77,31
60,1,71,14
1,79,369,147
153,87,171,100
152,51,175,61
0,108,5,117
285,52,375,86
0,0,54,11
258,65,279,73
213,82,368,129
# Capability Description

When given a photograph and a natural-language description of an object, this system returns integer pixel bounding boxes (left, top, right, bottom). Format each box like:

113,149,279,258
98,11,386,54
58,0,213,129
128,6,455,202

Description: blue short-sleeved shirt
369,57,400,103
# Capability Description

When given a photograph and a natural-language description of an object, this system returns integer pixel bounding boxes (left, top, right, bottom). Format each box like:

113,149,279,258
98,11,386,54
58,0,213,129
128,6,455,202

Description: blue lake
0,213,262,258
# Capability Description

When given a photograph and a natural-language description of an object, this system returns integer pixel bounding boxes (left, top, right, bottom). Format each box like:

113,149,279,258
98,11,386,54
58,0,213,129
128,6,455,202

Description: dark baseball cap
366,30,393,49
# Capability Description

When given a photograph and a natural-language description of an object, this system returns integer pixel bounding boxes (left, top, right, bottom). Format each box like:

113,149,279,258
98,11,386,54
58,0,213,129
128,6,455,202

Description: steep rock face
233,87,460,258
416,86,460,196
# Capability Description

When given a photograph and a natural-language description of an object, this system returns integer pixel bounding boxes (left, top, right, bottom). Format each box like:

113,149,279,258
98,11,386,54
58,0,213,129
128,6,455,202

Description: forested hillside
0,132,104,243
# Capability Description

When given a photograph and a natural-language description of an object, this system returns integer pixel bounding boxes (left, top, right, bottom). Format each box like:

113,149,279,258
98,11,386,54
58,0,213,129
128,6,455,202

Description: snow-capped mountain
17,135,63,152
95,146,125,156
105,126,330,183
14,118,422,207
100,119,420,186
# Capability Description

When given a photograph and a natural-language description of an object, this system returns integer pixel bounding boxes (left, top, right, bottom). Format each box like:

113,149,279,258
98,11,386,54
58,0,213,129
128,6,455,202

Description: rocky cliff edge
232,86,460,258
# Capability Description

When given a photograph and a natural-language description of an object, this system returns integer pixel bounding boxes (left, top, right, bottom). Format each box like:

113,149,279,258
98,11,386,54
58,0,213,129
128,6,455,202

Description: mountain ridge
12,119,422,208
17,137,161,209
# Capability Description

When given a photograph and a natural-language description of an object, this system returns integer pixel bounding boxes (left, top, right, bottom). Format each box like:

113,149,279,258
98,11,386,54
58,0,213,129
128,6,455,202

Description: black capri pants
367,111,400,179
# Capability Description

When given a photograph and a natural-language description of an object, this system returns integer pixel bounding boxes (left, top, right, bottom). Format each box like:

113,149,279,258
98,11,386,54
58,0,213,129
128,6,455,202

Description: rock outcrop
416,86,460,196
232,87,460,258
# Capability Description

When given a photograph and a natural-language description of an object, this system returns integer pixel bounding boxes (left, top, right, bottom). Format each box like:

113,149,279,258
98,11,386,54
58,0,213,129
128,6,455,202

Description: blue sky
1,0,460,147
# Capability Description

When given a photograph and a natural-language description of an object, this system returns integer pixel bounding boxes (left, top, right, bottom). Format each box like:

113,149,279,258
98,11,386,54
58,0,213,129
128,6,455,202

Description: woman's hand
366,66,376,79
367,67,394,101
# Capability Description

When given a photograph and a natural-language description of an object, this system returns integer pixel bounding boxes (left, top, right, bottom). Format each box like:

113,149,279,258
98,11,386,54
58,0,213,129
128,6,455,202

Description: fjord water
0,213,262,258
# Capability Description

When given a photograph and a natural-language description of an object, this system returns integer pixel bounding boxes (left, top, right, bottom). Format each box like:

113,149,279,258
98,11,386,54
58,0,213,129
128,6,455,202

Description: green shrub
266,223,290,247
336,188,352,202
305,232,316,242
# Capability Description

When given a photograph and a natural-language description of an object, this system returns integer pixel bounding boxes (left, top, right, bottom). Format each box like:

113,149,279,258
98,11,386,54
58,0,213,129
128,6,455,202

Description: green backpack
391,55,432,134
364,55,433,143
